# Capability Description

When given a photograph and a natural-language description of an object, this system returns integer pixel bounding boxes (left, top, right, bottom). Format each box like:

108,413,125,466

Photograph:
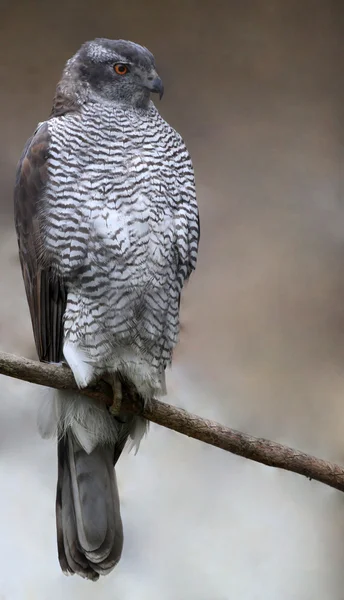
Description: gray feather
57,428,123,580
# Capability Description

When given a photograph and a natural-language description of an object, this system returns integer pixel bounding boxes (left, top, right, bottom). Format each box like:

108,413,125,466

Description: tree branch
0,349,344,493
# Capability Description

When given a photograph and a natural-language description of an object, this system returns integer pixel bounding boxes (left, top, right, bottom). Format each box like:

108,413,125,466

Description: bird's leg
110,375,123,416
102,373,123,416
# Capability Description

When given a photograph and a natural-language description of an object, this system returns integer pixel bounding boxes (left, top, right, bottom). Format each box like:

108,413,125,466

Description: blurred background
1,0,344,598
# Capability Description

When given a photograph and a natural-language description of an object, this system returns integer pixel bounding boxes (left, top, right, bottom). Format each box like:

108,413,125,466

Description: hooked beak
148,76,164,100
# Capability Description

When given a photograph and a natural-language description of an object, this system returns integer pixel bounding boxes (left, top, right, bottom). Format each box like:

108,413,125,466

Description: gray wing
174,139,200,293
14,122,67,362
160,134,199,365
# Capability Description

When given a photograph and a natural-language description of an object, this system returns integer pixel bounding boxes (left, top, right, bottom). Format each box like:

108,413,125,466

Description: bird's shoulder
14,122,50,235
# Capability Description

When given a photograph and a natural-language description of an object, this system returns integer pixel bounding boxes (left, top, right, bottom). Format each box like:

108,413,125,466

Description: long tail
38,389,146,581
56,431,123,581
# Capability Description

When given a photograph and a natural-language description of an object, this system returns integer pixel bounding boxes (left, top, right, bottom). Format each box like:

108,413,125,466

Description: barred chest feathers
42,101,186,397
44,102,178,276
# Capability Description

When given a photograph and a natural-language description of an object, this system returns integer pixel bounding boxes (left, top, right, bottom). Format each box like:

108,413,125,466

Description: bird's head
59,38,164,110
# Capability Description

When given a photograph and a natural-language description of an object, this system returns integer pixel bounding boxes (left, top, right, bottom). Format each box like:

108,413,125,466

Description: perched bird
14,38,199,581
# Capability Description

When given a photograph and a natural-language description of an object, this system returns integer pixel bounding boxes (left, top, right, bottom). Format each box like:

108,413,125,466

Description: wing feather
14,122,67,363
175,142,200,288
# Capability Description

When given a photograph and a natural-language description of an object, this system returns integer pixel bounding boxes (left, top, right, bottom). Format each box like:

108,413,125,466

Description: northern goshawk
14,38,199,581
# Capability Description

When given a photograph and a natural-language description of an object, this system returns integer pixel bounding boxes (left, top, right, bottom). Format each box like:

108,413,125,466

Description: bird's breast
45,109,178,280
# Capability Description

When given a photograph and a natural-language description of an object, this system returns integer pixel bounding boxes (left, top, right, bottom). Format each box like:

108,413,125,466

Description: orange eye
114,63,128,75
